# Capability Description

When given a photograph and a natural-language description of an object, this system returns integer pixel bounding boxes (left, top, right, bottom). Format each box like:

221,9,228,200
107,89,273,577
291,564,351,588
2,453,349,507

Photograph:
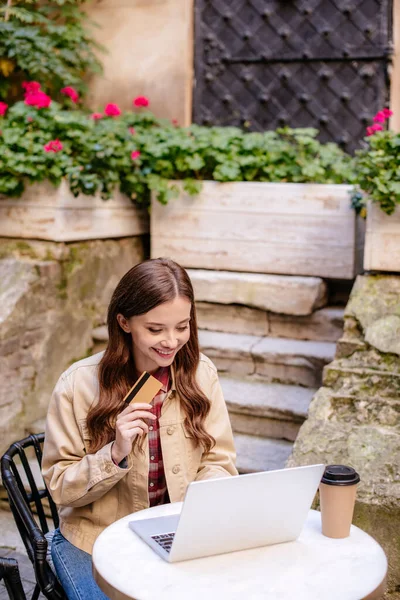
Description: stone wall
0,237,145,456
288,275,400,599
85,0,194,125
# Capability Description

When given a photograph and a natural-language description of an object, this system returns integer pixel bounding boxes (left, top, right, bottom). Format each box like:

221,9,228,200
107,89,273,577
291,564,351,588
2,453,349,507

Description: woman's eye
177,325,189,332
148,328,162,334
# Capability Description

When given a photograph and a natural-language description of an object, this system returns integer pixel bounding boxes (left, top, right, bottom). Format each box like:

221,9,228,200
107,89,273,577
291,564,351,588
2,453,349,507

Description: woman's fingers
119,402,153,416
117,409,157,425
119,419,149,437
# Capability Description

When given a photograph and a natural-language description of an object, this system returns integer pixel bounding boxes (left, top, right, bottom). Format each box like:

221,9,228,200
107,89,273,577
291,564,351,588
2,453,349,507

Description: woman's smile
152,347,176,359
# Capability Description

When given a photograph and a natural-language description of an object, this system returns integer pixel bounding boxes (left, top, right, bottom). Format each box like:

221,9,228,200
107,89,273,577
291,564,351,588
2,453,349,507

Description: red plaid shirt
147,367,170,506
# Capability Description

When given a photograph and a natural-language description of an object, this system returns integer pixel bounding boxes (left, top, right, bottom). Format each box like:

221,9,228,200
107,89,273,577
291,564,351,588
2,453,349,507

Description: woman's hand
112,403,156,464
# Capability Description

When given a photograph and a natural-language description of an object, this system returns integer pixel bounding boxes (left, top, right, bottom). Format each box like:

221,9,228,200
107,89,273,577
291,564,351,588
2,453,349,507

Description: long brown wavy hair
87,258,215,454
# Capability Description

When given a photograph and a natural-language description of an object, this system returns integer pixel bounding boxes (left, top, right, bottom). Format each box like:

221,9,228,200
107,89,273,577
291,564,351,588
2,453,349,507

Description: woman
42,257,237,600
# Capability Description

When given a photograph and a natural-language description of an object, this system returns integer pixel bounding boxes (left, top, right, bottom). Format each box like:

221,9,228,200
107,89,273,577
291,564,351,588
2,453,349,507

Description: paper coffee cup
319,465,360,539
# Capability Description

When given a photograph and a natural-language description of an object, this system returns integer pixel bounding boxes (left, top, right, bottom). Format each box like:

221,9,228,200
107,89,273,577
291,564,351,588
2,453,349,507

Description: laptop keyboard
152,532,175,553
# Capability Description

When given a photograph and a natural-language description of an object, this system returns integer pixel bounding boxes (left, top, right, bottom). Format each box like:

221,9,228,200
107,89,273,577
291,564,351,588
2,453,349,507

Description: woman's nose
161,333,178,348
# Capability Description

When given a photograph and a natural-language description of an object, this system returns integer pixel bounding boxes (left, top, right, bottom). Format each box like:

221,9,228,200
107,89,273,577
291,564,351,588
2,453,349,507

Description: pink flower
133,96,149,108
44,139,63,153
61,86,79,104
382,108,393,118
104,103,121,117
0,102,8,117
25,91,51,109
129,127,136,135
131,150,141,160
26,116,33,123
171,119,179,126
22,81,41,94
90,112,103,120
366,124,383,136
373,111,386,123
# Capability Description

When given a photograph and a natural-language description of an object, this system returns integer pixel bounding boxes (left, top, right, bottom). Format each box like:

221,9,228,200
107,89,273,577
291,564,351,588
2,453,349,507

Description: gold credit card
123,371,163,405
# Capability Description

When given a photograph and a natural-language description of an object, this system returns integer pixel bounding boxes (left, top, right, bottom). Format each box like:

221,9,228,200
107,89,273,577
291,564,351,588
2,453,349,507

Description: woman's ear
116,314,131,333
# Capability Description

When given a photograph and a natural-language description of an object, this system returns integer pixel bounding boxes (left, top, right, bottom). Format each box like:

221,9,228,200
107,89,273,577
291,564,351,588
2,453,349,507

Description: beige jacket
42,352,238,554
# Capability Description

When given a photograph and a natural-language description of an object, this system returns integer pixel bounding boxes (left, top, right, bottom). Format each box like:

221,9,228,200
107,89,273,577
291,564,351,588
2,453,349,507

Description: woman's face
117,296,192,373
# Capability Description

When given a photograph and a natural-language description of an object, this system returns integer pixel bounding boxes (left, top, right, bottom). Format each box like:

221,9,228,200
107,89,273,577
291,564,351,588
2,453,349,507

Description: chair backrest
0,556,27,600
1,433,65,600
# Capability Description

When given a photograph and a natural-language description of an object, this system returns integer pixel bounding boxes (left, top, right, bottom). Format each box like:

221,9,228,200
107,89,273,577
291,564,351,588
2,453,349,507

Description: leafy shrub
0,89,357,206
0,0,102,103
354,109,400,215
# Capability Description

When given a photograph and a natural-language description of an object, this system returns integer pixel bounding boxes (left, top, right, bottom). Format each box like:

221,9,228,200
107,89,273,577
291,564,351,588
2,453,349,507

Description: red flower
131,150,141,160
25,91,51,109
133,96,149,108
366,124,383,136
104,103,121,117
26,116,33,123
61,86,79,104
129,127,136,135
44,139,63,153
373,111,385,123
382,108,393,118
90,112,103,120
0,102,8,117
22,81,41,94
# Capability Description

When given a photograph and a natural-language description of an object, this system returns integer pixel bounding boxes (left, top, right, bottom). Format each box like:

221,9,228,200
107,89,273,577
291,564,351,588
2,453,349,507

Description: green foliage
354,130,400,215
0,0,102,103
0,100,356,206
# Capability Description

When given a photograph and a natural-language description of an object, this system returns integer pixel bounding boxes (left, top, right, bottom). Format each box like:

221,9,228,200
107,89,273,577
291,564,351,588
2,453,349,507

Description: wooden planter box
151,181,363,279
0,180,149,242
364,201,400,272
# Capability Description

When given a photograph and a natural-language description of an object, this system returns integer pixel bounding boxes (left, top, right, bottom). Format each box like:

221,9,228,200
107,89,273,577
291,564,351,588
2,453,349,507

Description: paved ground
0,509,45,599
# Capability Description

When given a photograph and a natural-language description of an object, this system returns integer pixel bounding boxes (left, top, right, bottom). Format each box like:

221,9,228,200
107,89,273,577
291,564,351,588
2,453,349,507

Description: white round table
92,503,387,600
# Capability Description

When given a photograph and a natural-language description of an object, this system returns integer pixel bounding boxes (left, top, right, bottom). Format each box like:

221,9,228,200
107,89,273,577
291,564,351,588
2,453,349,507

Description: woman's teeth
154,348,174,356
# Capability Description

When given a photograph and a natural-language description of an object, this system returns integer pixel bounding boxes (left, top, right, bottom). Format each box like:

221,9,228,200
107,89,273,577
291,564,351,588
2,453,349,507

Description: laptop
129,463,325,563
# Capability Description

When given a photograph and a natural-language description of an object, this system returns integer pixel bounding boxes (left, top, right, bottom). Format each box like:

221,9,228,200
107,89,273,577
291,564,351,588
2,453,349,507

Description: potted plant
353,109,400,272
0,83,361,276
0,84,154,241
148,127,360,279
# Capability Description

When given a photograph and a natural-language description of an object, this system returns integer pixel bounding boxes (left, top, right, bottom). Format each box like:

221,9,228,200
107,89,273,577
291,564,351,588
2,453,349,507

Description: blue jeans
51,528,110,600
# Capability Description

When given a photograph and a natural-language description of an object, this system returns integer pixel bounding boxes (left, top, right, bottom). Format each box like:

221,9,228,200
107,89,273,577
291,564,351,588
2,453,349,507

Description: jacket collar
152,365,176,393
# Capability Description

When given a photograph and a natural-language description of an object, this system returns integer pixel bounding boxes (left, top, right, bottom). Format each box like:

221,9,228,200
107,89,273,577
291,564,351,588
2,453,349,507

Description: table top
92,503,387,600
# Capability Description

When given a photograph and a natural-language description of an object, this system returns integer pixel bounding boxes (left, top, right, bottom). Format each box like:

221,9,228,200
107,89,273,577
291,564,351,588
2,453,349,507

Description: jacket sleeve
42,373,131,508
195,369,238,481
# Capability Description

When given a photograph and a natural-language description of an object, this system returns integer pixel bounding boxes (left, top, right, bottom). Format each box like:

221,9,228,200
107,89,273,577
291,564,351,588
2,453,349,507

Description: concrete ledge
199,330,336,387
189,269,327,316
196,303,344,341
221,376,315,441
235,433,293,474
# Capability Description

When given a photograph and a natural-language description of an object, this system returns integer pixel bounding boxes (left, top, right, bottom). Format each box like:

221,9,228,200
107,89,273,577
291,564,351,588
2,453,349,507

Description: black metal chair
1,434,66,600
0,556,27,600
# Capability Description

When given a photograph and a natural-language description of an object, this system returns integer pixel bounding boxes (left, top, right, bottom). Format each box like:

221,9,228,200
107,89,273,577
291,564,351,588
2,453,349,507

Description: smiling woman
41,257,237,600
117,296,192,372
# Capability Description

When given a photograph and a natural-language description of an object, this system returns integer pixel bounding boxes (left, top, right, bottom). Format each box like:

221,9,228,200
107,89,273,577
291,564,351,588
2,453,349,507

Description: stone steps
220,376,315,442
197,302,344,341
234,433,293,474
188,269,327,316
199,329,336,388
91,305,344,357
